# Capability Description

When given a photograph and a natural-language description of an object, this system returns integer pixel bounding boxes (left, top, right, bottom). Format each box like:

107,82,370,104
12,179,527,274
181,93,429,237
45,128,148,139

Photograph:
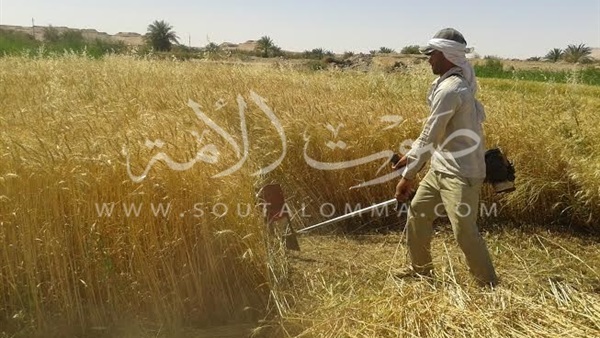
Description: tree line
542,44,593,63
145,20,427,58
1,19,596,64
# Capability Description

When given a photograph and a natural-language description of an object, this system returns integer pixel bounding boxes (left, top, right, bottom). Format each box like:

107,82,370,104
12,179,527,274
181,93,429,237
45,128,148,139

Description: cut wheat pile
0,55,599,337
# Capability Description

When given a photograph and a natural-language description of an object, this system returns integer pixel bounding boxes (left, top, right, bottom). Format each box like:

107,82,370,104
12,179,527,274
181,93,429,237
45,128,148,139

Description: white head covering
426,38,477,95
421,29,485,123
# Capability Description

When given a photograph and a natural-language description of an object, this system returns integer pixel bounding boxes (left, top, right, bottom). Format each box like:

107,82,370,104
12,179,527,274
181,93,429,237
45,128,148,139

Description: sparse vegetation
302,47,333,60
378,46,394,54
203,42,224,59
306,59,327,70
401,44,421,54
474,58,600,86
42,25,61,43
0,29,40,55
0,27,127,58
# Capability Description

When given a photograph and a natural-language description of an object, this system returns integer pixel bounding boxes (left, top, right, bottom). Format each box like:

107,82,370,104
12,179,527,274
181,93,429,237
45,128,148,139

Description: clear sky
1,0,599,59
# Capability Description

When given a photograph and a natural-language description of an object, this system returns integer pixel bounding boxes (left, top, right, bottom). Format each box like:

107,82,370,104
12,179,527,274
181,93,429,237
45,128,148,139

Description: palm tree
204,42,222,59
145,20,179,51
544,48,563,62
563,43,592,63
271,45,283,57
256,36,275,57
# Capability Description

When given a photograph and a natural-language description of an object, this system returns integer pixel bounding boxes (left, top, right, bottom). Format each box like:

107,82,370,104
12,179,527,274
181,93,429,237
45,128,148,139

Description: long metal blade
297,198,397,233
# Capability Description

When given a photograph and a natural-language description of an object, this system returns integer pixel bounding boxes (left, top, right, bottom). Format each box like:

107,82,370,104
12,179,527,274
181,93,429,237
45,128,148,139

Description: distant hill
0,24,144,46
591,48,600,60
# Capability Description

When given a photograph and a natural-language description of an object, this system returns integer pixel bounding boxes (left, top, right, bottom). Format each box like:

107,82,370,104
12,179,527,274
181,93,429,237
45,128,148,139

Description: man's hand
395,177,413,203
391,155,408,170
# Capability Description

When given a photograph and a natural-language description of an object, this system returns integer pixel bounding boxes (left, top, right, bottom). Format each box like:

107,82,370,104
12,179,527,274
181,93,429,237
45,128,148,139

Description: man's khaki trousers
405,170,497,284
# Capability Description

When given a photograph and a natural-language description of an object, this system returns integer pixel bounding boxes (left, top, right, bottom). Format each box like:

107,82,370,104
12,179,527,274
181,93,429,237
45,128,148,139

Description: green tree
400,45,420,54
145,20,179,51
303,48,332,60
204,42,223,59
563,43,592,63
204,42,221,53
544,48,563,62
379,46,394,54
343,51,355,58
270,45,283,57
256,36,282,57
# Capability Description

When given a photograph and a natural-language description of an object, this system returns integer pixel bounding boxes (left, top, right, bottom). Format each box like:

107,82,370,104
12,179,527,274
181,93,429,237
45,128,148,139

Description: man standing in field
393,28,497,285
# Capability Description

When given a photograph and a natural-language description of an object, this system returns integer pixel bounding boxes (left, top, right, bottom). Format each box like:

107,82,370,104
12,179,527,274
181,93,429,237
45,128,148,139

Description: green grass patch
0,29,40,56
475,59,600,86
0,28,128,58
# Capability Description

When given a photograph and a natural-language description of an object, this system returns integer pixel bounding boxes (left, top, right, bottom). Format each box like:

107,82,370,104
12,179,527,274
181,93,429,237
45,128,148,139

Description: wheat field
1,55,599,337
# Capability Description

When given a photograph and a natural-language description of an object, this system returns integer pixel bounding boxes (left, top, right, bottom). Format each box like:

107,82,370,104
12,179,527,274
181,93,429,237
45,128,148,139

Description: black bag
485,148,516,193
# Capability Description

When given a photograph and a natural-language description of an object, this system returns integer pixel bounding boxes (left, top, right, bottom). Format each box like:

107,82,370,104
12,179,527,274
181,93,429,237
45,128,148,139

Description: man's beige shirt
402,66,486,180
